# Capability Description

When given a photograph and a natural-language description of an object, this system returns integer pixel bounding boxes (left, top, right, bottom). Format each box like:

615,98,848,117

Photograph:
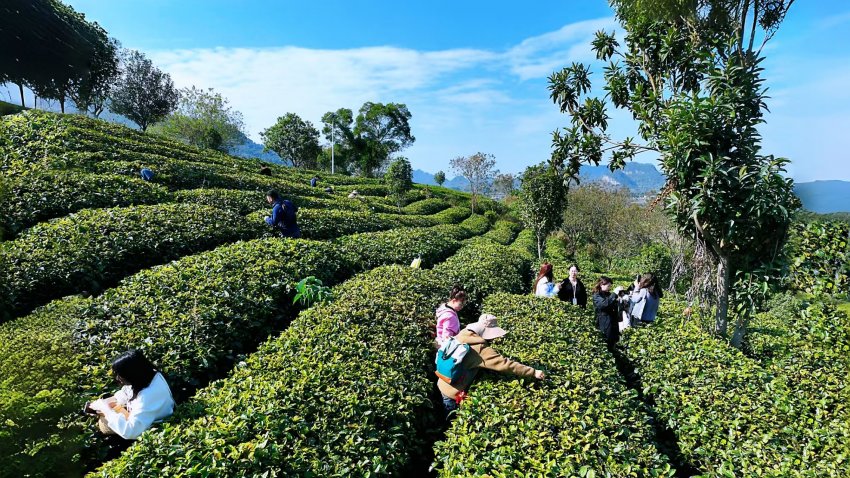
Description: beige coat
437,329,536,399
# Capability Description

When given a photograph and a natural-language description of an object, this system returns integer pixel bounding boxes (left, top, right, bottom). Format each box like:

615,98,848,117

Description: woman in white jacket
87,349,175,440
533,262,560,298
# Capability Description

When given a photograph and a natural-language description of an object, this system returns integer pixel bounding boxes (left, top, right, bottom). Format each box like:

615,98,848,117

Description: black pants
597,315,619,345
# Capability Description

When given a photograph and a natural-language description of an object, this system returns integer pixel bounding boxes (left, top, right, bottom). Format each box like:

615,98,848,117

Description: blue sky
28,1,850,181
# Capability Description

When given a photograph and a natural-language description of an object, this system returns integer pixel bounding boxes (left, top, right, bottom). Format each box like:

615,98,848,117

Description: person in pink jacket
435,284,467,347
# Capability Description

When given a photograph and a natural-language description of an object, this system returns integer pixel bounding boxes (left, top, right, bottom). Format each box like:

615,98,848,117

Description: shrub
786,222,849,296
402,198,449,215
94,234,531,477
433,293,675,477
0,204,257,321
480,219,521,245
0,171,171,238
621,305,850,477
0,220,476,476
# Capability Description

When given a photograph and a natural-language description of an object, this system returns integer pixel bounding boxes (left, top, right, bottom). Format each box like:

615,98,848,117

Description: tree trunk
730,313,748,348
59,96,65,114
715,255,731,336
33,95,37,109
537,234,544,260
18,83,25,108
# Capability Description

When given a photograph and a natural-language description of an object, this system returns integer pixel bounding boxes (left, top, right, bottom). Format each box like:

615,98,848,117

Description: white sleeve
630,288,647,305
113,386,132,406
534,280,548,297
102,394,160,440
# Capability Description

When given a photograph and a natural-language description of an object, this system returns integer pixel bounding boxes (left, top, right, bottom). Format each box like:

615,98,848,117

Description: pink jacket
435,303,460,346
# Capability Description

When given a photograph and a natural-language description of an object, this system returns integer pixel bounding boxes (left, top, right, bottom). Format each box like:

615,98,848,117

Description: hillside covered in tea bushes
1,110,849,478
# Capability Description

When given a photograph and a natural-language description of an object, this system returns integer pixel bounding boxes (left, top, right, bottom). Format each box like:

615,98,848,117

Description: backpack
274,200,298,230
435,337,469,384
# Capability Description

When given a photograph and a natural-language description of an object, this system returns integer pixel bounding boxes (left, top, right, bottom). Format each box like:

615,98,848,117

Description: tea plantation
1,110,849,477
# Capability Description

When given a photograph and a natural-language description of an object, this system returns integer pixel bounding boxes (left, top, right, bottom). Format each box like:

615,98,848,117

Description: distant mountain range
794,180,850,214
413,161,667,196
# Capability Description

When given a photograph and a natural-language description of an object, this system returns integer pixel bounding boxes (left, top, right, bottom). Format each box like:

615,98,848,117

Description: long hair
533,262,554,292
111,349,157,400
592,276,613,294
448,284,467,303
640,273,663,299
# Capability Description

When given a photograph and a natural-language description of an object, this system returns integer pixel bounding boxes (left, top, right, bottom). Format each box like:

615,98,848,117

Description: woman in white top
533,262,560,297
87,349,175,440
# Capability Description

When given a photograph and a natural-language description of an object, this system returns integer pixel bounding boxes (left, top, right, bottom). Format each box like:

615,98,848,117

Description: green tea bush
621,306,850,477
480,219,521,245
433,293,675,477
94,234,532,477
0,220,475,477
0,171,171,238
786,222,849,296
0,204,257,321
402,198,450,215
175,188,401,215
744,293,850,475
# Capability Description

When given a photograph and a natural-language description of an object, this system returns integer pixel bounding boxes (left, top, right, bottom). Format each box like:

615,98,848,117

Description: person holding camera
84,349,175,440
629,273,663,324
592,276,629,346
557,264,587,308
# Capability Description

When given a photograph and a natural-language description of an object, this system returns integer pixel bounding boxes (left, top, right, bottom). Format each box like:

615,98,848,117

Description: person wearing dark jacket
592,276,627,346
264,190,301,238
557,264,587,308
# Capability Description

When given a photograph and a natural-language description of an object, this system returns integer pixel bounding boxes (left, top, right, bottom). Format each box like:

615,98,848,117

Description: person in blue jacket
264,189,301,238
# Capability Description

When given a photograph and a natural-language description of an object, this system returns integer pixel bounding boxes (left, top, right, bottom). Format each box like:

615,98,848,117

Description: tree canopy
547,0,799,346
150,86,245,152
384,157,413,211
109,50,178,131
451,152,497,213
518,163,567,260
261,113,322,169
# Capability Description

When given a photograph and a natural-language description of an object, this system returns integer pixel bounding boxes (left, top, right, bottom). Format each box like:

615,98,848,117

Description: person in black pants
557,264,587,308
592,276,627,346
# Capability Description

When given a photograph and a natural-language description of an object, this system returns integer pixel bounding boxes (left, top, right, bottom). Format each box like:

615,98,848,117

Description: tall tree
68,37,121,117
434,170,446,187
0,0,112,110
353,102,415,177
450,152,497,213
320,103,415,177
150,86,245,152
261,113,322,169
384,157,413,211
320,108,356,173
519,164,567,260
547,0,799,346
491,173,516,201
109,50,178,131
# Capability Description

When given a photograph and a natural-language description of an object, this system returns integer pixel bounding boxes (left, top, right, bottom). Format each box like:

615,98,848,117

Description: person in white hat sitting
436,314,546,418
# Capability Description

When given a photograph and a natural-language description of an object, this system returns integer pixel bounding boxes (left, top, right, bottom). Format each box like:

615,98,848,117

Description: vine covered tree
384,157,413,211
451,152,497,213
547,0,799,346
519,164,567,260
151,86,245,152
261,113,322,169
109,50,178,131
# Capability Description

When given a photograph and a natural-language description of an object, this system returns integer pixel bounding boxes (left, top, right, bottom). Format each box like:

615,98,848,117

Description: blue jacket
265,200,301,238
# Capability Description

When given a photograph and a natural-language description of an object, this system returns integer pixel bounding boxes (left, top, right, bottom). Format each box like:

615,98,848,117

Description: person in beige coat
437,314,546,417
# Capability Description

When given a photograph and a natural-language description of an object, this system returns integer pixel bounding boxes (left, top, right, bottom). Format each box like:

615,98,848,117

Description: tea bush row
0,204,257,321
433,293,675,477
94,233,534,476
0,219,487,477
621,309,850,477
